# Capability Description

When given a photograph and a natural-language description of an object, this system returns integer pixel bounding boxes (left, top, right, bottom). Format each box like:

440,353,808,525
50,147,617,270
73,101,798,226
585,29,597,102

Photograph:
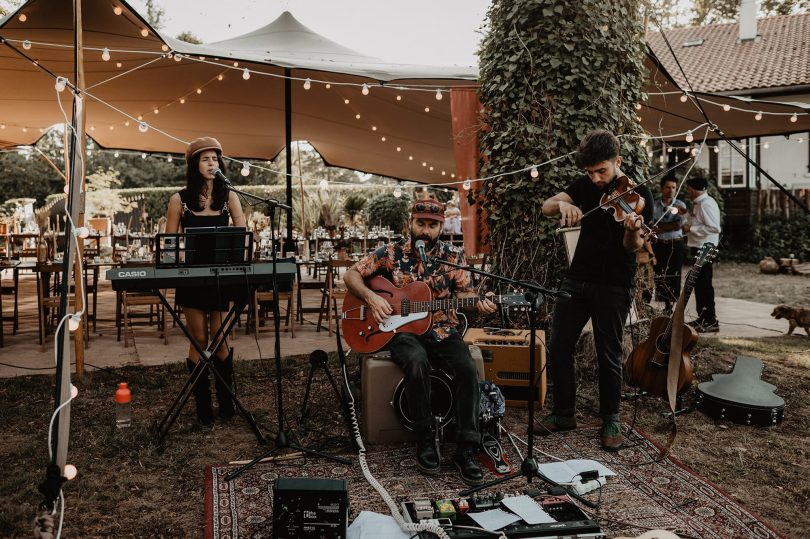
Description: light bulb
763,142,769,149
344,98,350,105
141,153,147,159
424,107,430,113
68,314,80,332
325,83,331,89
174,54,182,62
463,179,472,191
422,162,427,167
381,136,386,142
355,114,361,119
361,83,370,95
798,138,804,144
109,125,114,130
396,95,402,101
451,173,455,178
63,464,77,480
303,78,311,90
116,61,122,68
242,68,251,80
19,13,27,22
113,5,123,15
790,113,798,123
114,151,119,157
669,206,679,215
408,156,413,161
667,147,672,153
22,40,32,50
140,28,149,37
685,131,694,143
137,115,143,120
723,104,731,112
179,98,185,104
90,126,95,132
138,122,148,133
217,74,223,81
441,171,446,176
167,156,173,162
54,77,66,92
124,120,130,126
647,151,653,158
233,61,239,67
393,186,402,198
240,163,250,176
755,111,763,121
635,103,642,110
319,179,328,190
713,146,719,153
70,384,79,399
371,126,377,131
429,166,434,171
196,88,202,94
101,48,111,61
680,94,688,102
153,108,159,115
530,166,539,178
435,89,443,100
396,146,401,152
691,148,698,155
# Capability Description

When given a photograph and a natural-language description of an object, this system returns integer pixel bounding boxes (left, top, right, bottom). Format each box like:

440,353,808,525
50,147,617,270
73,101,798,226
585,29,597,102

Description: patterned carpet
204,424,782,539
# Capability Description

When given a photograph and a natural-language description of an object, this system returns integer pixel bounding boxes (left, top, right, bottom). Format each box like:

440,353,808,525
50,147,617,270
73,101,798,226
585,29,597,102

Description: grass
712,261,809,305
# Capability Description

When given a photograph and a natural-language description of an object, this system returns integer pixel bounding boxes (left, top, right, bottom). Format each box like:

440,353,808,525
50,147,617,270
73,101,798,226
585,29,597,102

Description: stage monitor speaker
360,347,485,445
463,328,546,408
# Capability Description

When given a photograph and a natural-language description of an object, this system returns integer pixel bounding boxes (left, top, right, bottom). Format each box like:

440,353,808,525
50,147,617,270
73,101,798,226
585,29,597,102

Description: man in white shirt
683,176,721,332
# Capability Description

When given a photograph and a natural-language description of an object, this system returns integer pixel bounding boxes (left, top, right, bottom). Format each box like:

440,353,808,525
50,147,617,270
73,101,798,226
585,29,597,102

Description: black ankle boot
186,358,214,426
416,430,440,474
213,348,235,420
453,443,484,485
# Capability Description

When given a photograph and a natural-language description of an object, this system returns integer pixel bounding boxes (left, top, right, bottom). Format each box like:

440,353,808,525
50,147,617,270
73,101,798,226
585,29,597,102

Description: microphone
212,168,230,185
414,239,430,263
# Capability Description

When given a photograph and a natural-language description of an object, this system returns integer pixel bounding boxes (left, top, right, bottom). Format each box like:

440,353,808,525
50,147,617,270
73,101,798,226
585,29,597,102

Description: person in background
165,137,246,426
651,175,687,315
443,200,462,235
537,129,653,452
343,199,497,485
683,176,721,333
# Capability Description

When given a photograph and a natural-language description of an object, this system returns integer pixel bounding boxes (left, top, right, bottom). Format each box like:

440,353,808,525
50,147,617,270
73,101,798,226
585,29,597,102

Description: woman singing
165,137,246,426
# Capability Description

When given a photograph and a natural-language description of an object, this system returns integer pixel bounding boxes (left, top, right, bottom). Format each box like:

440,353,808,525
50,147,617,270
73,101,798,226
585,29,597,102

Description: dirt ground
0,263,808,538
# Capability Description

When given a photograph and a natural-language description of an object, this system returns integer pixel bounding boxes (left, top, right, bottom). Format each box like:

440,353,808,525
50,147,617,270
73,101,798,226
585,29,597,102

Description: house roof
646,12,810,94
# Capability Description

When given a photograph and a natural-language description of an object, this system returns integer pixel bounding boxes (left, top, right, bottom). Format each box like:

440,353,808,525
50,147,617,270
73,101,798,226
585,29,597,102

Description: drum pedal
479,433,511,475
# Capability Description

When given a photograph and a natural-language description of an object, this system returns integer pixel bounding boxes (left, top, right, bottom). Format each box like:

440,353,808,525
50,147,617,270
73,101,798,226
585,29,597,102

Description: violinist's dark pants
387,332,480,446
691,247,717,325
547,278,633,423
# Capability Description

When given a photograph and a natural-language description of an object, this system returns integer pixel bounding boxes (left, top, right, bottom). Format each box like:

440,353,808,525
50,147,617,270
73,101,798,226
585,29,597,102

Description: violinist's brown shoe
532,414,577,435
600,421,623,452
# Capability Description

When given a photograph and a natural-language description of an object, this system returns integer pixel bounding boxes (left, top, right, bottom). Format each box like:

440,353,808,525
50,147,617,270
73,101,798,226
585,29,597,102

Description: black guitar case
696,355,784,426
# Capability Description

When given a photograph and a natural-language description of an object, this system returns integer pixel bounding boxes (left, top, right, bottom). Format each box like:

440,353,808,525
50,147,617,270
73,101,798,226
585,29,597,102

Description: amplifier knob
358,331,364,336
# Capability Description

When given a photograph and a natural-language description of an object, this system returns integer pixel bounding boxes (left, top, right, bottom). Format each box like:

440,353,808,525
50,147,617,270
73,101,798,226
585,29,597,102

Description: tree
175,31,202,44
366,193,411,234
478,0,649,294
0,0,23,17
143,0,165,29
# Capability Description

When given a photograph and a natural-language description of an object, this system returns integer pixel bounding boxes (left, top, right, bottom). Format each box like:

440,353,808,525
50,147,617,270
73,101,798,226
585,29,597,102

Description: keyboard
106,262,296,291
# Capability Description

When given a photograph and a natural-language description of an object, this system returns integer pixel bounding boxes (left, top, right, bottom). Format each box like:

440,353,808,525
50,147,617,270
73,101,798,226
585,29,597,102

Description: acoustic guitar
341,275,529,353
624,242,718,398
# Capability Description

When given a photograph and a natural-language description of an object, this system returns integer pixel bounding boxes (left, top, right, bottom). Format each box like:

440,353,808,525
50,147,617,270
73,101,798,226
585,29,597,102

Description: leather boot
186,358,214,426
416,430,440,474
213,348,235,420
453,443,484,485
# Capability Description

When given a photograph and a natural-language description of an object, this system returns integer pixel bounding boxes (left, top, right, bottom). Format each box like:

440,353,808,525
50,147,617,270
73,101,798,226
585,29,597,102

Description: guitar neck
409,295,498,313
663,266,701,338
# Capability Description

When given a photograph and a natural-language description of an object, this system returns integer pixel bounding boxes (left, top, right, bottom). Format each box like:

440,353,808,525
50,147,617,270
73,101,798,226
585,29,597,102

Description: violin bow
579,156,695,221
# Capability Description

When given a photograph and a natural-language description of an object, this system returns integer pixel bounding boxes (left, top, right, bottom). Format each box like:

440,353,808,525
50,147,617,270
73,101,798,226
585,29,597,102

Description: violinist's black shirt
564,174,654,288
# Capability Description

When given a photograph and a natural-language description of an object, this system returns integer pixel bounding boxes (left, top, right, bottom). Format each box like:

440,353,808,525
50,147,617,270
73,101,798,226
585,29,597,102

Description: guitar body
342,276,433,353
624,316,697,398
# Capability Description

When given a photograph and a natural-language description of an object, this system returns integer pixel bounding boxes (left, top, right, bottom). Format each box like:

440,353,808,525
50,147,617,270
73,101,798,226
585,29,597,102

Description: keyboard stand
154,290,266,445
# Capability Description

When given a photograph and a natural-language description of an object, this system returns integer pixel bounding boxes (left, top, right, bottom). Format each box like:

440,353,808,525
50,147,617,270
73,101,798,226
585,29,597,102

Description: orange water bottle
115,382,132,428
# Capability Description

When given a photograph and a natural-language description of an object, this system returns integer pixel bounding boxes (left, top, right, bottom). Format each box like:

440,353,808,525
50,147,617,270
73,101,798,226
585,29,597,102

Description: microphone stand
428,255,597,508
222,181,350,483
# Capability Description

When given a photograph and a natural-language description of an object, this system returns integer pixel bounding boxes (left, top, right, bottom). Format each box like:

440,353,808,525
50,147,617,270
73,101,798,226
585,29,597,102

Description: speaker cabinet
463,328,546,408
360,347,484,445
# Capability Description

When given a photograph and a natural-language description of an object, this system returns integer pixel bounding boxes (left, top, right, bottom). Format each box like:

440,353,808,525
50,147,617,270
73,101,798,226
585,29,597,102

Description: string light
240,163,250,176
435,89,443,100
713,146,719,153
325,83,331,89
530,166,539,178
361,84,370,95
167,155,172,162
635,103,642,110
196,88,202,94
344,98,350,104
791,113,798,123
67,313,81,332
63,464,77,480
22,40,31,50
381,136,386,142
763,142,769,149
371,126,377,131
242,68,251,80
462,179,472,190
140,28,149,37
116,61,122,68
138,122,148,133
723,104,731,112
179,98,185,104
396,95,402,101
19,13,27,22
355,113,361,119
680,93,688,102
685,131,694,143
174,54,182,62
424,106,430,113
393,186,402,198
101,48,111,61
141,153,147,159
217,74,223,81
303,78,311,90
54,77,66,92
113,151,119,157
153,108,159,115
755,111,763,120
396,146,401,152
113,5,123,15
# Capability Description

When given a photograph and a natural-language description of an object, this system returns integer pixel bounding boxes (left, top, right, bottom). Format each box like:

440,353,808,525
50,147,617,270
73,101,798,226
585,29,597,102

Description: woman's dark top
564,174,654,288
175,189,232,311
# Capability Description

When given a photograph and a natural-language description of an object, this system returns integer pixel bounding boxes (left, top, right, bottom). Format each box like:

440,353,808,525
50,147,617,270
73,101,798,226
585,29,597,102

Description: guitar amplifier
463,328,547,408
273,478,349,539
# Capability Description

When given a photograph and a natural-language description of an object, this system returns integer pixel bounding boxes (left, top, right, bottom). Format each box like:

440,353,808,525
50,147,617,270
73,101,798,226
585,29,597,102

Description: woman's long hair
184,152,228,212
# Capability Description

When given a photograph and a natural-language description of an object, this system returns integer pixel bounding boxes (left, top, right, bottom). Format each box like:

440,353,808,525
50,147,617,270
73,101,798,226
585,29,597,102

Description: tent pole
296,141,306,244
284,68,294,253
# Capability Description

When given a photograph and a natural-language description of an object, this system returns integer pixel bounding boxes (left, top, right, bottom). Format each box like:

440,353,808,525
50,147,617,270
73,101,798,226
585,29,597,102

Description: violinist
537,129,654,451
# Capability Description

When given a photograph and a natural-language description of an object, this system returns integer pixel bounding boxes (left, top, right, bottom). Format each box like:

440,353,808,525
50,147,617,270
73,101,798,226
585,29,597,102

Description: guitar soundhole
654,333,670,357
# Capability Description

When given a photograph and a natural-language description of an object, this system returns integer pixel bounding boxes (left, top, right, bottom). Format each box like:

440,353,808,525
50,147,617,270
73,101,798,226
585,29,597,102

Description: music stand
428,256,597,508
219,182,350,483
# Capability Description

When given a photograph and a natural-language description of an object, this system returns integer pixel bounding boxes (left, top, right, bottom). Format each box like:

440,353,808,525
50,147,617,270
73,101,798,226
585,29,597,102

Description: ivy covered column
478,0,649,289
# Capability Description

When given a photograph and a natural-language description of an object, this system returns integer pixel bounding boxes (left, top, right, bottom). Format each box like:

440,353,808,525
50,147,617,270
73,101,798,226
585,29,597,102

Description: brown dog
771,304,810,336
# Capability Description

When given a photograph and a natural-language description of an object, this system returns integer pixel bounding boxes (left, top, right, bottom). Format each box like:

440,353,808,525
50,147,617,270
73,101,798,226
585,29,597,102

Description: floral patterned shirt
351,238,473,341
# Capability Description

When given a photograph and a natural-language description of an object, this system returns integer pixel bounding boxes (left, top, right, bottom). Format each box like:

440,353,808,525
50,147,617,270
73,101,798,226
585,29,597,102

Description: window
717,140,747,188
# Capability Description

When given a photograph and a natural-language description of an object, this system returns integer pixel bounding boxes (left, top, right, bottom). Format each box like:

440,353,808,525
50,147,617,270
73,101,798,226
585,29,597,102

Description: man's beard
411,235,438,252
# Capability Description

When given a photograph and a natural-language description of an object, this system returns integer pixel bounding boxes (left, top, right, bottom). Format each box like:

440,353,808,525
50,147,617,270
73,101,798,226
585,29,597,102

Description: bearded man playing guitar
538,130,654,452
343,199,497,484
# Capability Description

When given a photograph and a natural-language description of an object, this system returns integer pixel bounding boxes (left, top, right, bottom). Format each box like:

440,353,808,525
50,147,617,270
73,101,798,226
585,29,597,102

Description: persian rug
204,426,782,539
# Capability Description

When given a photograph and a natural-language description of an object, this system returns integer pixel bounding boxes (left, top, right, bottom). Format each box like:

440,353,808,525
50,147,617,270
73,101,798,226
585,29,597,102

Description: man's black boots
186,358,214,426
213,348,236,420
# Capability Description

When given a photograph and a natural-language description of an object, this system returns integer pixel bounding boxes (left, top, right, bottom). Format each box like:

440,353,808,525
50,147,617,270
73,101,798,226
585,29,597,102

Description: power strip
570,477,606,495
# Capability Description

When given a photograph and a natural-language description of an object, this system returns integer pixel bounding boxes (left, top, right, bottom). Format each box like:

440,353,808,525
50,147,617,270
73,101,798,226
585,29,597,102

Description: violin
600,175,656,239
